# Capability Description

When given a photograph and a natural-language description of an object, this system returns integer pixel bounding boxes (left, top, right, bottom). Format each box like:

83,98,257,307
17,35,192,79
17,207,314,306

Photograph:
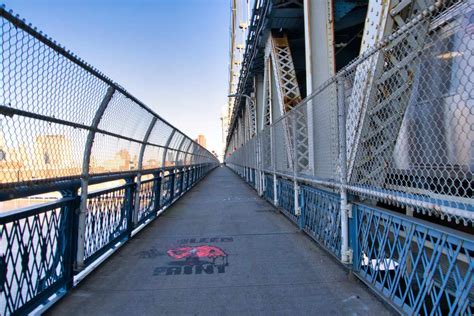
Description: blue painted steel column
179,168,184,196
125,177,136,237
153,172,162,213
60,188,81,290
169,171,176,202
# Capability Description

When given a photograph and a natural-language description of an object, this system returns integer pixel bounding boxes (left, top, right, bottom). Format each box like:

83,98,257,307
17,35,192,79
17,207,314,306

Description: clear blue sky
3,0,229,156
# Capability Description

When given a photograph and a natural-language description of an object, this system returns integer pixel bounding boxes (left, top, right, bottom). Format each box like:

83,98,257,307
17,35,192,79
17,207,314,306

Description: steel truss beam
269,33,309,172
347,0,436,186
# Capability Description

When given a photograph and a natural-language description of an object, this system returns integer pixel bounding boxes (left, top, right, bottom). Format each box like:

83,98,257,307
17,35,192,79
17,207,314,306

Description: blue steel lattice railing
136,177,160,225
353,204,473,315
301,185,341,258
277,178,296,224
0,5,219,315
83,183,132,265
263,173,274,203
0,164,214,315
0,199,75,315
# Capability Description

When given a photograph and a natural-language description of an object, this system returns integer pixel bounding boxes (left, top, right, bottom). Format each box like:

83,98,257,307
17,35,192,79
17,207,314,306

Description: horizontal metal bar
87,183,134,198
0,163,212,201
0,6,217,162
354,203,474,244
0,106,211,159
230,163,474,221
0,196,76,222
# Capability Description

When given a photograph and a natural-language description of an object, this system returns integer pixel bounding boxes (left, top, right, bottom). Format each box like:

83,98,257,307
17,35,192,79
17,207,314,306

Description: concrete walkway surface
48,166,391,315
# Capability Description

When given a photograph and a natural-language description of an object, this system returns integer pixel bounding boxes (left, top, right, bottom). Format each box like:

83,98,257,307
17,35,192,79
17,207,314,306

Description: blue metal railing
263,173,274,202
277,178,296,224
136,177,160,225
301,185,341,258
0,5,219,314
229,165,474,314
353,204,474,315
0,163,215,315
1,199,75,315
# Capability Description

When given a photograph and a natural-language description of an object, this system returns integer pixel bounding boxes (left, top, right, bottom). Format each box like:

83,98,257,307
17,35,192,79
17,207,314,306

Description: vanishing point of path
49,166,391,315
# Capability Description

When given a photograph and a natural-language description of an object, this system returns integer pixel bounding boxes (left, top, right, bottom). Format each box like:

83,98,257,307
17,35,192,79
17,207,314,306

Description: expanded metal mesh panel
226,1,474,224
177,138,191,165
97,92,154,142
179,138,191,155
345,3,474,219
142,145,165,170
261,128,272,171
0,8,216,194
168,132,184,150
310,82,338,180
89,135,141,174
247,138,257,168
0,18,109,125
273,116,293,176
164,149,178,167
293,105,311,175
187,143,197,156
147,120,174,147
0,117,87,185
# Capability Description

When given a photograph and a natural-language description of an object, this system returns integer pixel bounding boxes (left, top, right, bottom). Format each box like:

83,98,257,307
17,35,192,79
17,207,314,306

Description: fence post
338,77,351,264
76,86,115,270
125,177,136,237
259,135,264,196
133,117,157,226
61,188,80,290
169,170,176,202
179,168,184,196
292,112,301,217
183,168,188,191
154,171,162,214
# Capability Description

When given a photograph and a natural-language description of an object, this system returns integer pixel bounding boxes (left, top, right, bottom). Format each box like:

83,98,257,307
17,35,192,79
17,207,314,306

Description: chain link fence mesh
227,0,474,225
0,7,218,193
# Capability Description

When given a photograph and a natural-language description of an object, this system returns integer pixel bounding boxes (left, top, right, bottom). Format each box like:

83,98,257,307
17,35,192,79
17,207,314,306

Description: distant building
100,149,138,172
195,135,207,148
0,133,79,183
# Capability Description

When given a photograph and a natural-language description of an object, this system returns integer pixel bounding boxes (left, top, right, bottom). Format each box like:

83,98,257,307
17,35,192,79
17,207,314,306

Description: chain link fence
0,6,219,315
0,6,218,196
227,0,474,226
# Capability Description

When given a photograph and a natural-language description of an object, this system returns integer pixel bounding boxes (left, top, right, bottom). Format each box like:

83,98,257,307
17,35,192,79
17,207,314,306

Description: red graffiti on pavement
167,245,227,260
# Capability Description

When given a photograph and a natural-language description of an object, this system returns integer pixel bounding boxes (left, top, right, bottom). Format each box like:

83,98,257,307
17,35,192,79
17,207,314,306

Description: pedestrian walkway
49,166,390,315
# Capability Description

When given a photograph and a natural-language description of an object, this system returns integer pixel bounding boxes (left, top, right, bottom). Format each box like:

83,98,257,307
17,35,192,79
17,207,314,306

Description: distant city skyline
3,0,229,159
195,135,207,149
